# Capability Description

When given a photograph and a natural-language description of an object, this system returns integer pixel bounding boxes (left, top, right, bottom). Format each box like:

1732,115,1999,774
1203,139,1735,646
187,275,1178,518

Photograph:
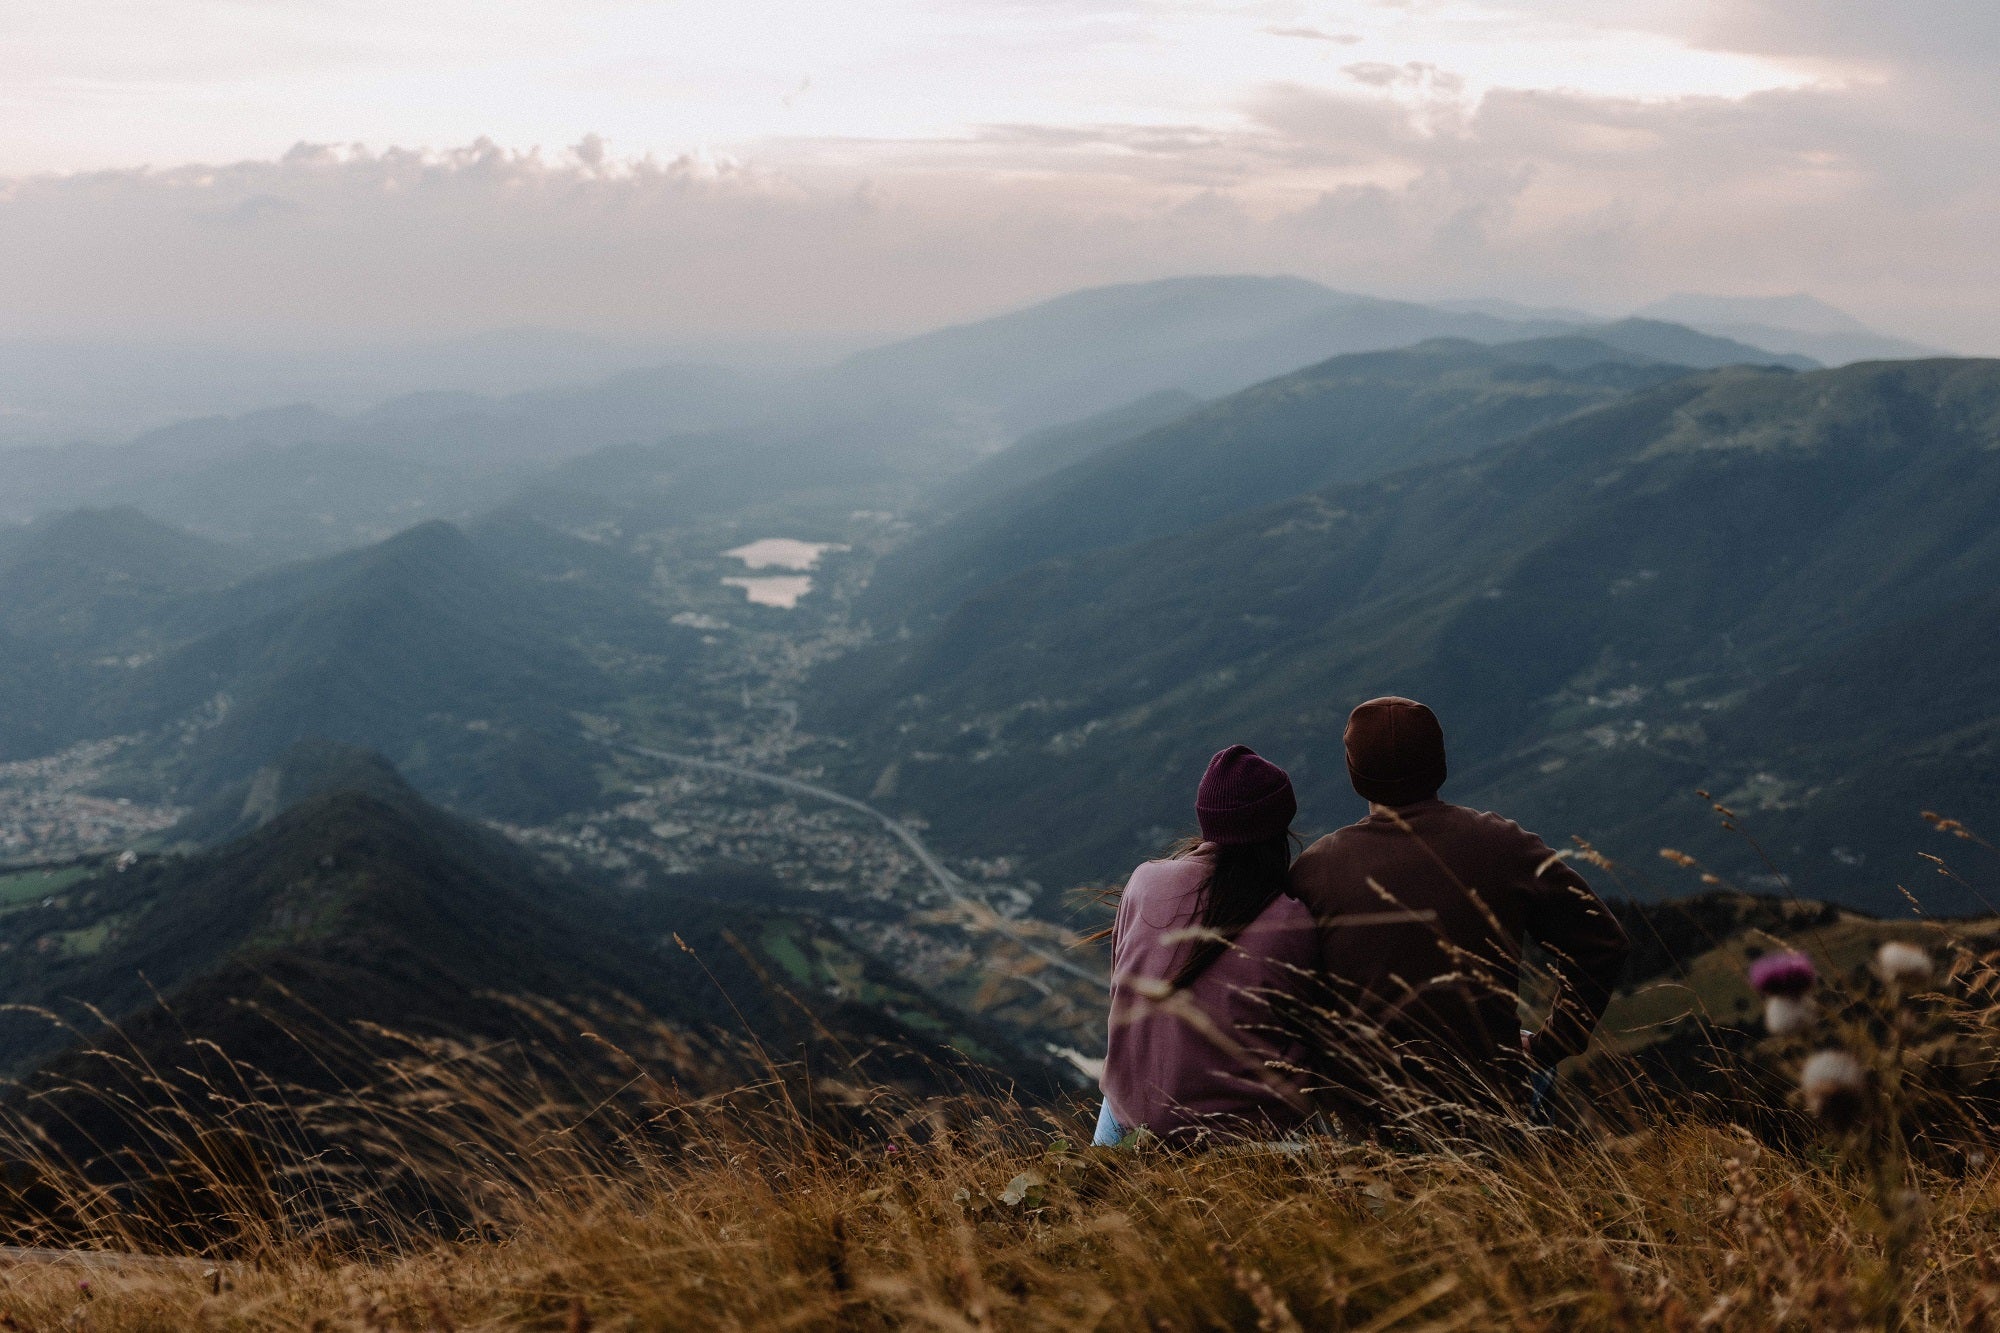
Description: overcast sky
3,0,1996,351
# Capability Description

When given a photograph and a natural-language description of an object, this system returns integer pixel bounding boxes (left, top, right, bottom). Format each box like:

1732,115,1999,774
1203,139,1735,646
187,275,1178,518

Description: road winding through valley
607,740,1106,986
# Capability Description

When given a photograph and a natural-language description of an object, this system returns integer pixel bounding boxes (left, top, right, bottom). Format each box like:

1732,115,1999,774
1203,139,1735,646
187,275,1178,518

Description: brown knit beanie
1345,697,1447,807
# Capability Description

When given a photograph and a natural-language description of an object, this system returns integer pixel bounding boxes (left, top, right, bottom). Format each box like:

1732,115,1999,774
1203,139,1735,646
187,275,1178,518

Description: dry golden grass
4,1104,2000,1331
4,830,1999,1329
1,1006,1998,1333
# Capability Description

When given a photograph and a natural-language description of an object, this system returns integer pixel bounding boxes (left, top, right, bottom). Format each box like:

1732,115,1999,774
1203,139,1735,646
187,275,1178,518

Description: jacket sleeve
1518,832,1630,1067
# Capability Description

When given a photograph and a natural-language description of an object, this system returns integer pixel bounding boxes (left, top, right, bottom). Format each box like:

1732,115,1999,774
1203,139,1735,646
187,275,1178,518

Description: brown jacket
1287,800,1629,1126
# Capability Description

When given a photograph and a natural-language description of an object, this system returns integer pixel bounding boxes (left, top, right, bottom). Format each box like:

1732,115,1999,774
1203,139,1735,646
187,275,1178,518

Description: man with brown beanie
1288,697,1629,1136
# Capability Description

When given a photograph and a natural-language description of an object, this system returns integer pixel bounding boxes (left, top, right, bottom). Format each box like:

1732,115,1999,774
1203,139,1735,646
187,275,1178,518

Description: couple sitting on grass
1095,695,1632,1148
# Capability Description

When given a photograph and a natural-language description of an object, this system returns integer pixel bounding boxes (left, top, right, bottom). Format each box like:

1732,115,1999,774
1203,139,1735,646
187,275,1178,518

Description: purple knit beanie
1195,745,1297,845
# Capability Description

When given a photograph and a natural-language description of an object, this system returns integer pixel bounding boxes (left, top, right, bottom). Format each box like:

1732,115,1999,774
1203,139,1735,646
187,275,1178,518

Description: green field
0,866,89,907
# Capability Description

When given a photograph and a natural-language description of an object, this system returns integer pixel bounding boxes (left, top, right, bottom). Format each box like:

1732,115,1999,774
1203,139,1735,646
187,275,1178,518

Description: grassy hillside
9,1101,2000,1329
818,358,2000,912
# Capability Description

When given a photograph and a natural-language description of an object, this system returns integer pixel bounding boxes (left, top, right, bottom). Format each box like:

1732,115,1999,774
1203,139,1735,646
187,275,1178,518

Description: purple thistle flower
1749,950,1817,998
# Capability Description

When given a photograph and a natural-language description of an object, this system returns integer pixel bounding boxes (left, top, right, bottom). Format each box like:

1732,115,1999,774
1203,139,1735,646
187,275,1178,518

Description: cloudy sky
4,0,1996,350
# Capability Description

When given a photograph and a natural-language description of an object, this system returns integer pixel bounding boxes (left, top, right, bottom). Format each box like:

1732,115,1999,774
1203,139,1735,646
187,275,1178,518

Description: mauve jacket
1288,800,1630,1128
1102,848,1318,1141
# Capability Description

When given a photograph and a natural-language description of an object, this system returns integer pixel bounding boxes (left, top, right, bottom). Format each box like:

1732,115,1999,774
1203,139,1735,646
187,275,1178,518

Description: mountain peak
23,506,241,567
379,517,469,548
354,519,480,576
1589,319,1817,371
170,738,420,846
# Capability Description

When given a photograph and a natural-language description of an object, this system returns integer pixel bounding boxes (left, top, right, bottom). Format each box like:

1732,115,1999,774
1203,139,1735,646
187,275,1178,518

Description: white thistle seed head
1762,994,1818,1036
1874,941,1932,986
1799,1049,1866,1125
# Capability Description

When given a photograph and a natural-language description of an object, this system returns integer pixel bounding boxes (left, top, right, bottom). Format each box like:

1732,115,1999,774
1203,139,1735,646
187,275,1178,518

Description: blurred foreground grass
5,854,2000,1328
3,1112,2000,1330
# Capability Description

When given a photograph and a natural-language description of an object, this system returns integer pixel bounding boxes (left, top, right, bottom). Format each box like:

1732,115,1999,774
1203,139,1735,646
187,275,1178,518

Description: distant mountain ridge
838,275,1813,435
1,275,1822,564
0,507,257,756
939,390,1203,508
863,335,1697,625
1635,293,1945,366
111,518,683,821
0,507,251,646
0,364,753,556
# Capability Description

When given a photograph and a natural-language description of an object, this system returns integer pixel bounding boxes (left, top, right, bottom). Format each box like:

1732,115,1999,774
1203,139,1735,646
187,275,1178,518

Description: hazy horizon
5,2,1996,364
0,270,1930,449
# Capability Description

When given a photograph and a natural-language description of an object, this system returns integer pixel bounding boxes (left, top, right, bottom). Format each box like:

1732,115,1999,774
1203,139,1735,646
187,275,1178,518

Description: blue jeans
1093,1098,1123,1147
1529,1067,1557,1124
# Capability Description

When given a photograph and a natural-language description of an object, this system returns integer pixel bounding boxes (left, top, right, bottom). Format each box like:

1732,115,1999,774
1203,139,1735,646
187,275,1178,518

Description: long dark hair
1168,832,1296,990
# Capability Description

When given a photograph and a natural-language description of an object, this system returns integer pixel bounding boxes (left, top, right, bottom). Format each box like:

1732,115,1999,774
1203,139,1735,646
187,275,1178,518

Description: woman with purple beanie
1094,745,1318,1146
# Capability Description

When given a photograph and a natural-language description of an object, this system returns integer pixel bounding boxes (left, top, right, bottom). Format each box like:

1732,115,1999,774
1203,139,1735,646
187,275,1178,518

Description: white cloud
1265,27,1363,46
3,0,1815,173
0,1,1992,351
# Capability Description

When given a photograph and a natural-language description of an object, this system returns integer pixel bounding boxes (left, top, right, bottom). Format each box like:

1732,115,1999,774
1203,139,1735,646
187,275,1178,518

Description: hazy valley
0,278,1989,1092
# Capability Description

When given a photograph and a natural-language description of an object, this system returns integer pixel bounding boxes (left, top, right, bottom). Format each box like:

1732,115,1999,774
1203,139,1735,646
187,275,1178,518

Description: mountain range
4,280,1980,910
2,273,1985,933
834,275,1816,436
817,357,2000,916
2,269,1995,1204
0,508,687,822
1635,293,1947,367
0,364,752,556
1,276,1832,564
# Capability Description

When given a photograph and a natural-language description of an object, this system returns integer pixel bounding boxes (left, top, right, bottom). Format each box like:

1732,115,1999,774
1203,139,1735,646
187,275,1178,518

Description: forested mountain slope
0,509,257,756
817,359,2000,914
863,336,1693,626
938,390,1203,509
0,512,683,823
